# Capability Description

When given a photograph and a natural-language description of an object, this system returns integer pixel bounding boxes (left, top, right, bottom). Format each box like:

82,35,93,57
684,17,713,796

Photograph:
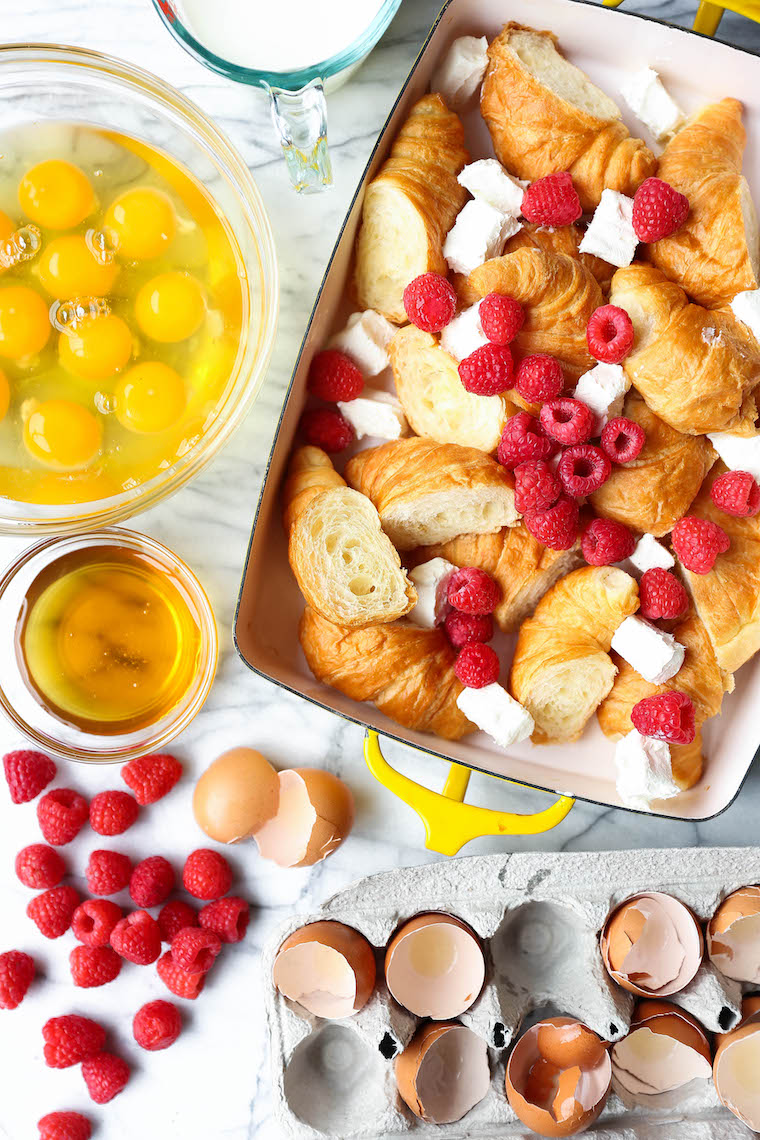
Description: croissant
480,24,656,212
345,437,518,551
283,447,416,629
609,263,760,436
589,392,717,536
647,99,760,310
354,94,469,323
299,607,473,741
503,221,615,293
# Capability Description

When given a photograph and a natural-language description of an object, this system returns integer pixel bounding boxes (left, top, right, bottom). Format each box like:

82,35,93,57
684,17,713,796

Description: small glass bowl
0,528,218,763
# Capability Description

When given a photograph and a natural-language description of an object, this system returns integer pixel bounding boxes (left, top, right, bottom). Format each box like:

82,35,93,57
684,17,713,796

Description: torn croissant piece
299,607,474,742
503,221,615,293
609,263,760,436
647,99,760,310
354,93,469,323
480,23,656,212
509,566,639,744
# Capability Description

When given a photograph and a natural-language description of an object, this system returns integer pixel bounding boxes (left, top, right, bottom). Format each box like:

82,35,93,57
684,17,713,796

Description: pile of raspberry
442,567,503,690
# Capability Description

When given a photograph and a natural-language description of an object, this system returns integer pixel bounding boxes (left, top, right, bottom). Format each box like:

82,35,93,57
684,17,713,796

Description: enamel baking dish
235,0,760,825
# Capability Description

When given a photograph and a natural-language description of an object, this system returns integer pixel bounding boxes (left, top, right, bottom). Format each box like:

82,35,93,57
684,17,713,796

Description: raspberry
601,417,646,464
444,610,494,650
122,752,182,805
299,407,354,453
478,293,524,344
72,900,123,947
497,412,557,469
586,305,634,364
37,788,89,846
86,850,132,896
82,1052,130,1105
454,643,500,688
133,999,182,1051
199,896,250,944
540,397,595,445
43,1015,106,1069
38,1112,92,1140
522,171,582,226
515,354,564,404
129,855,175,908
89,790,139,836
111,910,162,965
182,849,233,901
307,349,363,402
581,518,636,565
638,567,689,622
447,566,500,615
524,495,579,551
0,950,35,1009
3,749,56,804
632,177,690,243
558,444,611,498
15,843,66,890
459,343,514,396
403,272,457,332
710,469,760,518
513,459,561,514
27,885,80,939
672,516,730,574
157,950,206,1000
171,926,222,973
70,945,122,988
158,899,198,943
631,691,696,745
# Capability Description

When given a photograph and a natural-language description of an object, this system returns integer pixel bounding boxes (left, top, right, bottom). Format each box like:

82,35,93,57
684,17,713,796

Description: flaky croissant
503,221,615,293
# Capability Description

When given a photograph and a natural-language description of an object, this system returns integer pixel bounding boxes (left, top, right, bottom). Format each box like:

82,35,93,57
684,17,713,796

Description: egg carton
263,847,760,1139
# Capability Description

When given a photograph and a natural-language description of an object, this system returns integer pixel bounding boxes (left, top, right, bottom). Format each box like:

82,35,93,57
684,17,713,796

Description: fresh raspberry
171,927,222,974
459,343,514,396
89,790,139,836
631,691,696,745
0,950,35,1009
522,172,582,226
129,855,175,908
558,444,612,498
447,567,500,615
199,896,250,944
586,305,634,364
601,417,646,464
478,293,524,345
110,910,162,965
122,752,182,805
454,643,500,688
403,272,457,332
307,349,364,402
37,789,89,846
157,950,206,1000
82,1052,130,1105
182,849,233,901
27,885,80,939
514,459,561,514
524,495,580,551
43,1015,106,1069
3,749,56,804
158,899,198,943
86,850,132,896
299,407,354,453
70,945,122,988
15,843,66,890
444,610,494,650
638,568,689,622
632,177,690,243
540,397,595,445
133,999,182,1051
710,469,760,518
515,354,564,404
672,516,730,574
581,518,636,565
497,412,557,469
38,1111,92,1140
72,900,123,947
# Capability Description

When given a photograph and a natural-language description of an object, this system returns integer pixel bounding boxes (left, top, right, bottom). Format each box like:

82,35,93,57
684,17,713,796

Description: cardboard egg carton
263,847,760,1139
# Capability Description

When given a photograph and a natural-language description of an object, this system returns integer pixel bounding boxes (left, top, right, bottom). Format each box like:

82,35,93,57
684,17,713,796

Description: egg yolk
0,368,10,423
37,235,119,300
18,160,96,231
0,285,51,359
0,211,15,241
114,362,186,433
24,399,102,469
135,271,206,343
58,314,132,382
104,187,177,261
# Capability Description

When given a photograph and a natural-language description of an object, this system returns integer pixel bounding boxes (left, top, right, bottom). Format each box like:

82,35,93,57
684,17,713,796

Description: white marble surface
2,1,760,1138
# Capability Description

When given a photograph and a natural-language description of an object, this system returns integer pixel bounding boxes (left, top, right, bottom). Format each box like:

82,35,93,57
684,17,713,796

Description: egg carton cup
264,847,760,1139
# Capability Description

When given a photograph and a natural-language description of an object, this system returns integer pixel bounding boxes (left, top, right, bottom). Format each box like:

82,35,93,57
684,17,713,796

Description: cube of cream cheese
430,35,489,109
337,391,407,442
629,533,676,574
615,729,680,811
574,363,630,431
619,67,685,142
707,431,760,482
579,190,638,267
407,558,456,629
611,616,685,685
444,200,522,277
456,683,535,748
439,302,489,362
731,289,760,344
329,310,397,377
458,159,526,217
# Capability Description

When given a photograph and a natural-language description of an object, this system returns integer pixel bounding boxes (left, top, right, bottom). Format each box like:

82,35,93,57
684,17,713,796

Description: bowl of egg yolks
0,43,278,533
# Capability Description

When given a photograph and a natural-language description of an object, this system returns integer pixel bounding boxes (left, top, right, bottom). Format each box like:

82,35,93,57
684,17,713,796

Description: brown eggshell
384,913,486,1020
537,1022,608,1072
707,886,760,983
294,768,355,867
713,1008,760,1131
631,1000,712,1063
600,892,704,997
253,767,354,868
193,747,279,843
272,921,376,1019
395,1021,490,1124
611,1000,713,1100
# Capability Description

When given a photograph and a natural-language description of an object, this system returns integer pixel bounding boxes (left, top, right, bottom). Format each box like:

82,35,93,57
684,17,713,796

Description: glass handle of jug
267,79,333,193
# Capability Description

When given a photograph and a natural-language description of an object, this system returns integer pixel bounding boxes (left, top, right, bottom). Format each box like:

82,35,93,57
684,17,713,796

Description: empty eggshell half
395,1021,491,1124
714,999,760,1132
384,913,486,1020
611,1000,712,1104
254,768,354,868
273,921,376,1019
193,747,280,843
600,892,704,997
707,885,760,984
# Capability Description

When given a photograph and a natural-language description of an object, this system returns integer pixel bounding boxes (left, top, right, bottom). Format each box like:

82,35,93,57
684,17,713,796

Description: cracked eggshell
600,892,704,997
272,921,376,1019
611,1000,712,1104
254,767,354,868
384,913,486,1020
394,1021,491,1125
714,1000,760,1132
707,885,760,984
192,747,279,843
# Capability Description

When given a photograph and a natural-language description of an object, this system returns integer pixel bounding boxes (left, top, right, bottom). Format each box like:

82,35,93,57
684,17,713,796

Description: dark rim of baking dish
234,0,760,826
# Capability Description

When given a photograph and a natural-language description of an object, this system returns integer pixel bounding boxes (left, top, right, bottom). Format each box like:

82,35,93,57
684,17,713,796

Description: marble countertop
2,1,760,1138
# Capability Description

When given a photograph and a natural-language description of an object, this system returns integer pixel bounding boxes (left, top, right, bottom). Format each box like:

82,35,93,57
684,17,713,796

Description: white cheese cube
439,302,489,362
611,615,685,684
629,533,675,574
444,201,521,277
329,310,397,377
619,68,685,142
458,159,526,217
731,289,760,344
615,729,680,811
430,35,489,109
574,363,630,431
579,190,639,267
707,431,760,482
407,558,456,629
337,391,407,441
456,683,535,748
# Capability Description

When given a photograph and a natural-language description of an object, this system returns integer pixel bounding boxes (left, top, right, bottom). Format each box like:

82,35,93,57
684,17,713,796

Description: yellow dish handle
364,730,574,856
602,0,760,36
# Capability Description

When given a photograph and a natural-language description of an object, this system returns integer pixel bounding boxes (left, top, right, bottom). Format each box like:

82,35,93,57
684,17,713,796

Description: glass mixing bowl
0,44,278,535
